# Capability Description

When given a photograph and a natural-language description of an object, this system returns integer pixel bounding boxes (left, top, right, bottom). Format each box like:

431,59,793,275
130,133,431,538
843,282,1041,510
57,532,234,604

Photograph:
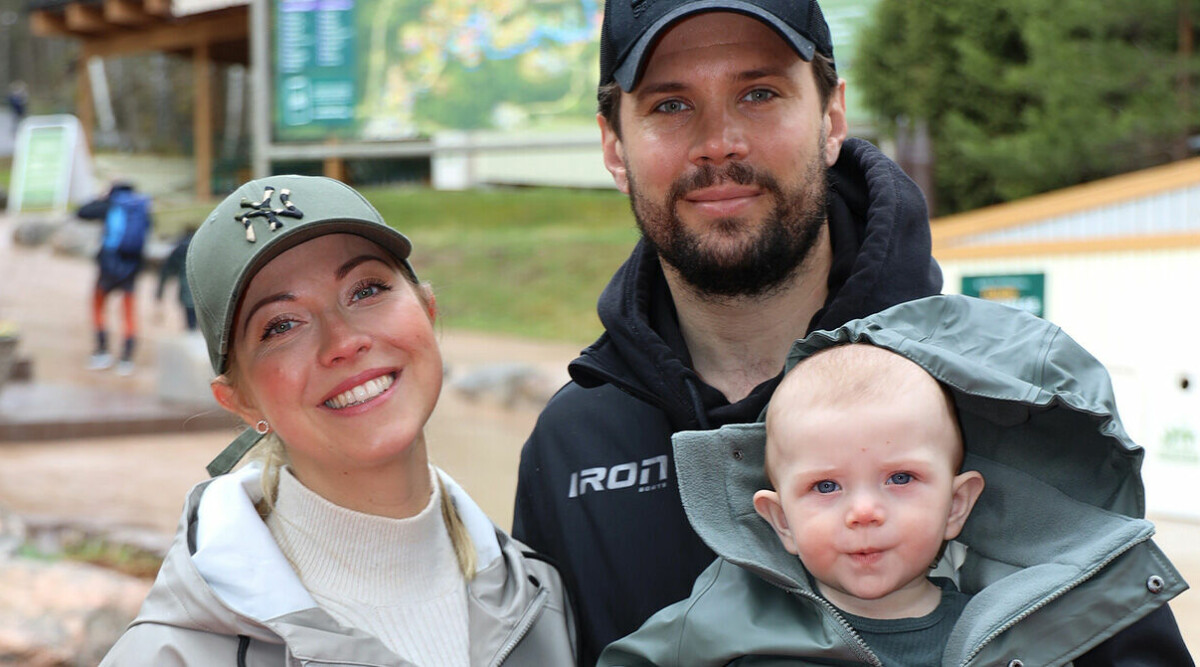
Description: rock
11,218,62,248
156,331,217,407
0,557,149,666
48,220,101,259
0,505,25,559
450,362,560,409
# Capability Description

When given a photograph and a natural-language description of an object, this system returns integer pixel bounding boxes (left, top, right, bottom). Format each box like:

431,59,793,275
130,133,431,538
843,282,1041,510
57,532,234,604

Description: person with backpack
77,181,153,376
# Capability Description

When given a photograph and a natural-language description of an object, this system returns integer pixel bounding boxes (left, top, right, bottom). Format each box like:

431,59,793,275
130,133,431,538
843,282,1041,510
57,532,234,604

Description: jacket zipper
491,587,549,666
790,589,882,666
958,531,1153,666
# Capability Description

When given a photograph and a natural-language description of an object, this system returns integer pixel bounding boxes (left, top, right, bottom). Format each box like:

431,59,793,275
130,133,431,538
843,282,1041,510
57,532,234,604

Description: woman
101,176,576,666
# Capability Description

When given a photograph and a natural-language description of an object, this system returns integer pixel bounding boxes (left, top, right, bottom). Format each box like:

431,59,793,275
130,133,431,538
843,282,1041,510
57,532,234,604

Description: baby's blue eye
888,472,913,485
815,480,840,494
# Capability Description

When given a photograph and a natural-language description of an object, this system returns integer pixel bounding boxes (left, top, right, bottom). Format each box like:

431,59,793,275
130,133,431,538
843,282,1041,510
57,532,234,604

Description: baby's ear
753,490,799,555
944,470,986,541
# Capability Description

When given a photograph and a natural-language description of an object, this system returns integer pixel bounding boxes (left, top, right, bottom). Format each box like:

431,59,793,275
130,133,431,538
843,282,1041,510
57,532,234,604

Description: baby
752,344,984,661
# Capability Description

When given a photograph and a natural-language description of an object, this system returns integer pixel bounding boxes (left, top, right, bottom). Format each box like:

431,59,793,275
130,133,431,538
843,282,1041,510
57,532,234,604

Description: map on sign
274,0,602,142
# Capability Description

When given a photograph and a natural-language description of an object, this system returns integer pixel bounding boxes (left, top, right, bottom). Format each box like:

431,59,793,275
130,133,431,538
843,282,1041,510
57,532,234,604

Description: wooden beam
104,0,153,26
932,157,1200,244
30,10,69,37
144,0,171,17
194,42,213,200
65,3,109,33
76,55,95,152
82,6,247,58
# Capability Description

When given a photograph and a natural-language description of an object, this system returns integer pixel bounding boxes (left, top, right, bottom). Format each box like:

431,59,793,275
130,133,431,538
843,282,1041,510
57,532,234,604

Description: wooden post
76,49,95,152
323,156,347,182
194,41,213,199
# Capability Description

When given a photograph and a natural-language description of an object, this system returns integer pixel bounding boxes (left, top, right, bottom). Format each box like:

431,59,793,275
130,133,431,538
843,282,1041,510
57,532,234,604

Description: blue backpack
102,189,152,256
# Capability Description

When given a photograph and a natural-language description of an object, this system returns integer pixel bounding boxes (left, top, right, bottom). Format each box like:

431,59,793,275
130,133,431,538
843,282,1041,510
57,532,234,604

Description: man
513,1,1192,665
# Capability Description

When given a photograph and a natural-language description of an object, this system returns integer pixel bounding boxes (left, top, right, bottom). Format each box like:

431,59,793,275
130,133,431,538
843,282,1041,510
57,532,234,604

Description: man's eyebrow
241,293,295,336
335,254,392,280
635,66,793,99
633,81,687,99
735,66,791,82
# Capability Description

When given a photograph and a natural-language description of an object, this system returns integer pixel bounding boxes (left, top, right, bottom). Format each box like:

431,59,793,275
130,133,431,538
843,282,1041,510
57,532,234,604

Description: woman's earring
254,419,270,435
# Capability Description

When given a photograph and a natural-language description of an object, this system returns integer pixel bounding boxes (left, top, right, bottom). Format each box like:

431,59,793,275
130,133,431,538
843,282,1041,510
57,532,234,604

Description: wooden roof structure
932,157,1200,260
29,0,250,198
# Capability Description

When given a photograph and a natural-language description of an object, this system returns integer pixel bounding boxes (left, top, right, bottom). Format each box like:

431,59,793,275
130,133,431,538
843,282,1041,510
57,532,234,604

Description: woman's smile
322,370,398,410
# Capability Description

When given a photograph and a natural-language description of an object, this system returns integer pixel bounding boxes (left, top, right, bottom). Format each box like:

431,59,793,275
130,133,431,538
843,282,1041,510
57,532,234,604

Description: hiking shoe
116,360,135,377
87,352,114,370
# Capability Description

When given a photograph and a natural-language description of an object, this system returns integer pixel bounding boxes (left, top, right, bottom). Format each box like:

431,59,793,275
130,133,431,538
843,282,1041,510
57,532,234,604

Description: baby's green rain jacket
600,294,1188,667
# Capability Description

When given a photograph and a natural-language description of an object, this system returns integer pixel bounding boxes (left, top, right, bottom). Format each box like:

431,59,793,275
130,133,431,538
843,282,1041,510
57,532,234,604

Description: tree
856,0,1199,214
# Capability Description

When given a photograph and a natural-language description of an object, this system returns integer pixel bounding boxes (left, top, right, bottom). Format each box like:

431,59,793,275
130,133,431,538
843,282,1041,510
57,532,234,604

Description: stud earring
254,419,270,435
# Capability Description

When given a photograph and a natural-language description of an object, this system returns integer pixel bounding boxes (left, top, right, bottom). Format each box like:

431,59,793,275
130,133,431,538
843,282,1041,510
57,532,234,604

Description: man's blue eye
654,100,689,114
743,89,775,103
815,480,839,494
888,472,912,485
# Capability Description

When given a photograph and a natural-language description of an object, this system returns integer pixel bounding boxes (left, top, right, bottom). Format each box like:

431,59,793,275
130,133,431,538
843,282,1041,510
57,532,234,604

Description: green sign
271,0,601,142
275,0,357,132
961,273,1045,317
7,115,90,214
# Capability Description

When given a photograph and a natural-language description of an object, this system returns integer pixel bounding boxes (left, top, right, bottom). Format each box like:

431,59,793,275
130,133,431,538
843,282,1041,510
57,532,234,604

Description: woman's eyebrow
335,254,391,280
241,293,295,336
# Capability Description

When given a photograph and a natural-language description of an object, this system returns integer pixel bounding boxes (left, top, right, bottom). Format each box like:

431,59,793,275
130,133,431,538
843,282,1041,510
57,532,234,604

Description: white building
933,158,1200,520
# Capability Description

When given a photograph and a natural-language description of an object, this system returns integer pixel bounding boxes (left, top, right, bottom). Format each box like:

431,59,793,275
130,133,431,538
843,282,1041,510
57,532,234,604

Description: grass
156,185,640,343
361,186,638,342
17,540,164,580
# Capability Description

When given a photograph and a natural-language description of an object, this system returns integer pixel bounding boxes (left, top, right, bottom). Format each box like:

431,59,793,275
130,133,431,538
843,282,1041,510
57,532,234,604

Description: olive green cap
187,175,416,377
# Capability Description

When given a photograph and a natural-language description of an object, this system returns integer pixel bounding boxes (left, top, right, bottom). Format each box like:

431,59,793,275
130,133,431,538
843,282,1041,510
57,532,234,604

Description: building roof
932,157,1200,259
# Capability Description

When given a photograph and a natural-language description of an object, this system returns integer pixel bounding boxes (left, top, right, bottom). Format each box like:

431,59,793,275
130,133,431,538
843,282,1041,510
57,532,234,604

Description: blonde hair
242,434,477,581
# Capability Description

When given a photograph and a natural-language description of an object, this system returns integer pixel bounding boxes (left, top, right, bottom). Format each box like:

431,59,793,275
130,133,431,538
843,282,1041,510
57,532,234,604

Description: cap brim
613,0,817,91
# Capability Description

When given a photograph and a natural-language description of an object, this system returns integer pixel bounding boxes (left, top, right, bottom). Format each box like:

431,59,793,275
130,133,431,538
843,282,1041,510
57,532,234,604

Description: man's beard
628,148,828,300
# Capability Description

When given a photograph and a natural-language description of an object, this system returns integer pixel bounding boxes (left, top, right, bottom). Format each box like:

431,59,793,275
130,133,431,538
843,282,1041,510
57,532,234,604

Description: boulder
0,557,150,666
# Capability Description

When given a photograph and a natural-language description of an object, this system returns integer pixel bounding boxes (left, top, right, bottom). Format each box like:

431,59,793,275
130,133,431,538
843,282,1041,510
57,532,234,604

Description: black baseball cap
600,0,836,91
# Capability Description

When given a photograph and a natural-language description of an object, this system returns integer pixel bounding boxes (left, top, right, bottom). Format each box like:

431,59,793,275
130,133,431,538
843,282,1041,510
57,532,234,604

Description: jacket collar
133,464,531,665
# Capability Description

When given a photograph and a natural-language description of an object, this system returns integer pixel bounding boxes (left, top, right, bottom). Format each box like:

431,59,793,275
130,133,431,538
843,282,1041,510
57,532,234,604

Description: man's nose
688,104,749,166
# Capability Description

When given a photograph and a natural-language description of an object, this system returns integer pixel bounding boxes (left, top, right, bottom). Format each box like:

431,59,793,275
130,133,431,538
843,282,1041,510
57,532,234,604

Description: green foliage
856,0,1199,213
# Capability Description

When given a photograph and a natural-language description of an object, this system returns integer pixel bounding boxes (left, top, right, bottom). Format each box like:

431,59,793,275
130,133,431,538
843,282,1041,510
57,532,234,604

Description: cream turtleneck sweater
266,465,469,666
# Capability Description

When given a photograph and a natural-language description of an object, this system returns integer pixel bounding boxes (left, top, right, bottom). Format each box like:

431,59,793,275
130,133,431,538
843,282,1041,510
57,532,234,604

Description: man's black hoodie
514,139,940,664
513,139,1190,665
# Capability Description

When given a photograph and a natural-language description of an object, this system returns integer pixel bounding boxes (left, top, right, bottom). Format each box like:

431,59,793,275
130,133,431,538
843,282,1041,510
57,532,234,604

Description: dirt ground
0,214,1197,655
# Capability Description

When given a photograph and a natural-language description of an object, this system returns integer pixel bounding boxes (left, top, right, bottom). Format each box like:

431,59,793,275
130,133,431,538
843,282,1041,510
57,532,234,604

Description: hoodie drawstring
685,378,711,430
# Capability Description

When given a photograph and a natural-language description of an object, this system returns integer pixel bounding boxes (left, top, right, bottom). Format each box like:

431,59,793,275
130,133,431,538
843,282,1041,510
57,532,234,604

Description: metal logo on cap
236,185,305,243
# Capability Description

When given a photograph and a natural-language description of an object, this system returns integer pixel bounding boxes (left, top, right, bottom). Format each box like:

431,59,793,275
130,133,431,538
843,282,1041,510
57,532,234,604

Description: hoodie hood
570,138,942,430
673,294,1186,664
